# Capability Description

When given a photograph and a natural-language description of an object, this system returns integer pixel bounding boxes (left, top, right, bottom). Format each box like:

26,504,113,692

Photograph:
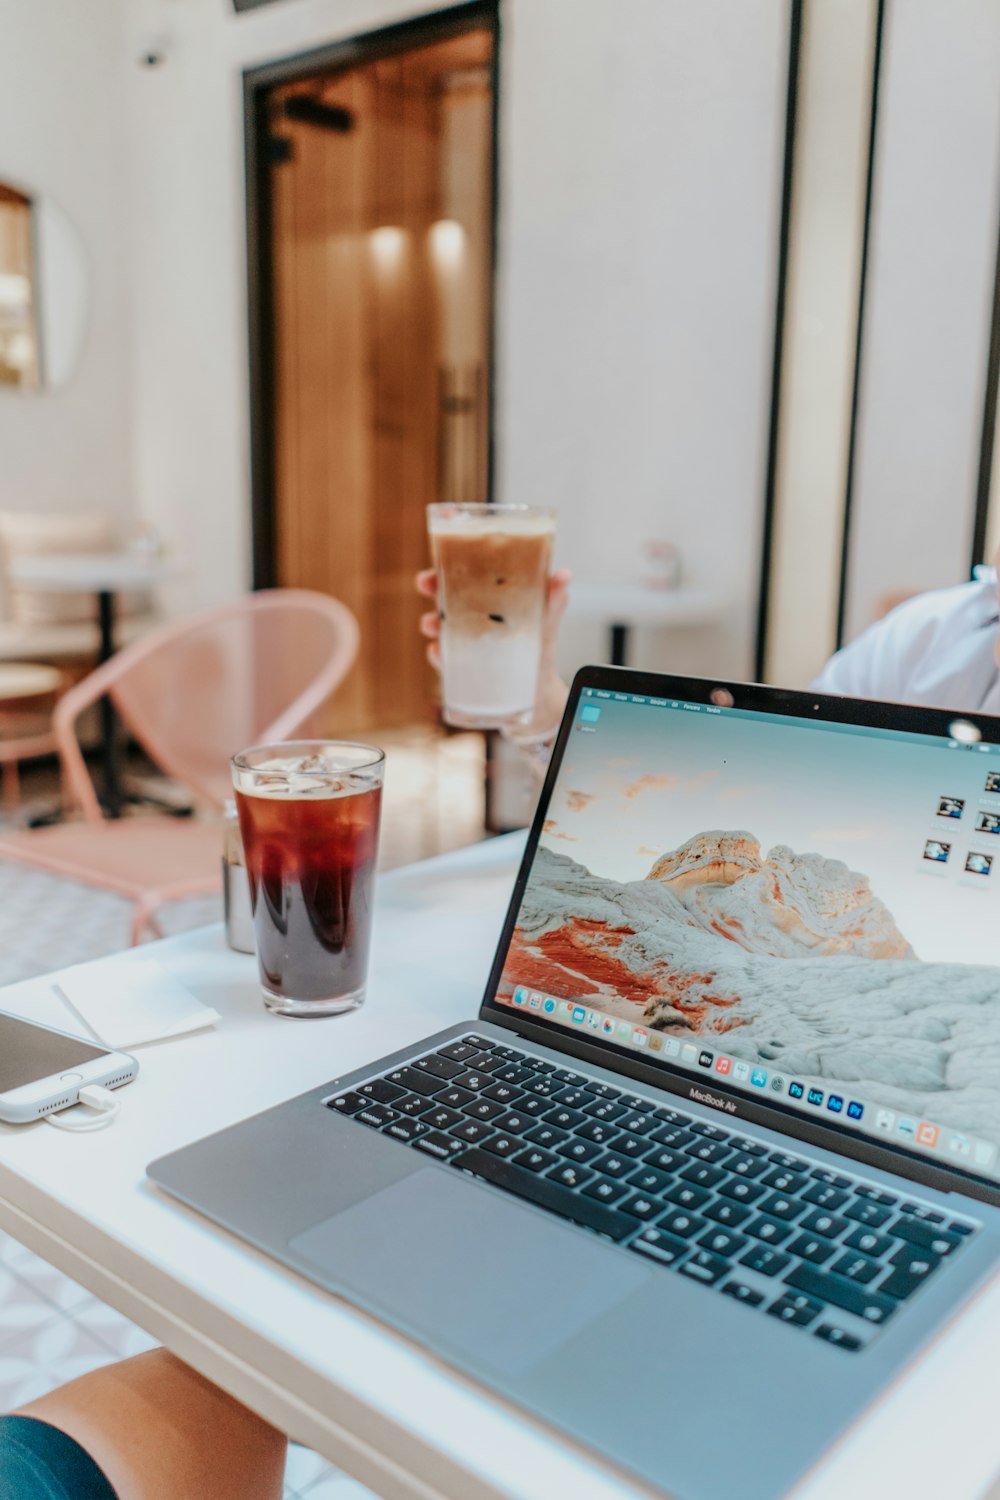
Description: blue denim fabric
0,1416,118,1500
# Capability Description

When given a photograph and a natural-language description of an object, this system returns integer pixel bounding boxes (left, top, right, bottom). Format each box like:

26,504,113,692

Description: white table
0,834,997,1500
7,552,177,814
565,582,723,666
7,552,179,671
7,553,178,602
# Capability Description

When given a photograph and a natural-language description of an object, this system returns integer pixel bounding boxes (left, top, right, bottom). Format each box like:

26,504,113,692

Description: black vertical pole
97,590,122,817
835,0,886,648
755,0,803,683
970,186,1000,571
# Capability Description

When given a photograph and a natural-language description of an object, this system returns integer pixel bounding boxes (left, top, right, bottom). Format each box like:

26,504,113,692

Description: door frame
243,0,501,589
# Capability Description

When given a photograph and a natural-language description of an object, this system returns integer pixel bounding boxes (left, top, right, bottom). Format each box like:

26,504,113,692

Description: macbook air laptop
150,668,1000,1500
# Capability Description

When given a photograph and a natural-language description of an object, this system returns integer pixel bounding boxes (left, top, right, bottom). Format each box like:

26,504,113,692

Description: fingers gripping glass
427,504,557,729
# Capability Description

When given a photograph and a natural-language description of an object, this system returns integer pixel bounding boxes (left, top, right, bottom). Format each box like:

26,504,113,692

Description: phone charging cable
45,1086,121,1133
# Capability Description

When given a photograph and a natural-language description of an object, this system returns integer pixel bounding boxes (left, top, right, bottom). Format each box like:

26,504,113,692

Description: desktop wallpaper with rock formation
498,697,1000,1147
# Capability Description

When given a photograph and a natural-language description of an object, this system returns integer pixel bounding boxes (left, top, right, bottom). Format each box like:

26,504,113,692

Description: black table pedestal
609,622,630,667
96,590,123,818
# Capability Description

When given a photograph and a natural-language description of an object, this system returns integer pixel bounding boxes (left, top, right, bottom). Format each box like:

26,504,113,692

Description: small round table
565,581,725,665
0,663,62,705
6,553,177,815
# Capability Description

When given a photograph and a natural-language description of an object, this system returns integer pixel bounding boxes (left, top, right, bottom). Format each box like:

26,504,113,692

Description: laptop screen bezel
479,665,1000,1209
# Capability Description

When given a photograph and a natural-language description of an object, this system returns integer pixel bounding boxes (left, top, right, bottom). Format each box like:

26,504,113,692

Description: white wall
0,0,133,521
764,0,878,689
843,0,1000,640
497,0,788,680
8,1,999,687
121,0,789,670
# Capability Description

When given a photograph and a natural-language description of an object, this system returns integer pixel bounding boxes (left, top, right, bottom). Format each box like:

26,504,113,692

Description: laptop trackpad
289,1168,650,1376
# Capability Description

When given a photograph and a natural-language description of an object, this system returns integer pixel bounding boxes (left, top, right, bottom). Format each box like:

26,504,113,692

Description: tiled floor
0,725,489,1497
0,1222,382,1498
0,1232,159,1411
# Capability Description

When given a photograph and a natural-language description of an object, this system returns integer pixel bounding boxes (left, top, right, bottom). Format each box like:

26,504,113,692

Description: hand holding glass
427,503,556,729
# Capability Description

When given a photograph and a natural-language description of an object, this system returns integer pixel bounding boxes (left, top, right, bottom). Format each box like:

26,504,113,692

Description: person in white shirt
811,559,1000,712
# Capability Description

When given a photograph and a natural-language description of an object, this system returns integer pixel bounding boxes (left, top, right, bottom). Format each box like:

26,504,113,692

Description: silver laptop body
150,669,1000,1500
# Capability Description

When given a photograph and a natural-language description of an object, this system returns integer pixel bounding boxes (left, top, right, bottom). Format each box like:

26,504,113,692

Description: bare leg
14,1349,287,1500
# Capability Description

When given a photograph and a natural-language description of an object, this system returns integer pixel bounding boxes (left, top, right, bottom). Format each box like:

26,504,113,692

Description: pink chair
0,663,63,811
0,590,359,942
0,717,58,812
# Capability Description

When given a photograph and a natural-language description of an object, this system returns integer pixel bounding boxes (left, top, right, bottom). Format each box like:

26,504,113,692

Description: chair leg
130,894,166,946
2,760,20,813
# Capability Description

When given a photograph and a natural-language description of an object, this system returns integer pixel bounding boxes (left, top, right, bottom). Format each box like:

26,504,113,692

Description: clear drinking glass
427,503,557,729
231,741,384,1017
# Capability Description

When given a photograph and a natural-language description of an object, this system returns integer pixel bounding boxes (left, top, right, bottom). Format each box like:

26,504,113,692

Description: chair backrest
54,589,360,824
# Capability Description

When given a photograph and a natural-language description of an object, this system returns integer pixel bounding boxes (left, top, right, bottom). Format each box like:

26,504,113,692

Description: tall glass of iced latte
231,741,384,1017
427,503,556,729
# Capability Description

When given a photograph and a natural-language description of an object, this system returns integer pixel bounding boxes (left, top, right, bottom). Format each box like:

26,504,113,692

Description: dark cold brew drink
232,742,384,1016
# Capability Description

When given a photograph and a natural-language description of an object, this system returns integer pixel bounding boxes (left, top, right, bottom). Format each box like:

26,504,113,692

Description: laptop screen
488,679,1000,1191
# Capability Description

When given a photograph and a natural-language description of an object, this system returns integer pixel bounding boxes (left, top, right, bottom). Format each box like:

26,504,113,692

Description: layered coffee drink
232,742,384,1017
428,504,556,728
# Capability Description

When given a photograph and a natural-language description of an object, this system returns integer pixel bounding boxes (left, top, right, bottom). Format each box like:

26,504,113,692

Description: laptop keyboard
327,1034,980,1352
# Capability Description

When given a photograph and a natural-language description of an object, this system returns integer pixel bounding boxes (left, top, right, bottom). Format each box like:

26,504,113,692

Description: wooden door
268,27,494,731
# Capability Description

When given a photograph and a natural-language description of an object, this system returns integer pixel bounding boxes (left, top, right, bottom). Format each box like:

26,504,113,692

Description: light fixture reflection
3,332,33,370
368,226,406,274
0,273,30,311
428,218,466,276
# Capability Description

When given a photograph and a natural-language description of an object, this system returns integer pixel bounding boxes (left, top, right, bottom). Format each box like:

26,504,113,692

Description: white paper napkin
53,959,220,1050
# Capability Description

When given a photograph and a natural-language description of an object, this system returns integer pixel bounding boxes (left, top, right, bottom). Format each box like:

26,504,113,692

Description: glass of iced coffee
231,741,384,1017
427,503,556,729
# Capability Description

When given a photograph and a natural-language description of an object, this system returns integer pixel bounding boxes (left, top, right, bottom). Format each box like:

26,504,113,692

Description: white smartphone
0,1012,137,1124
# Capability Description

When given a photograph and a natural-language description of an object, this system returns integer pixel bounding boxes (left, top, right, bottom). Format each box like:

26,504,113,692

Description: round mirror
0,181,88,391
